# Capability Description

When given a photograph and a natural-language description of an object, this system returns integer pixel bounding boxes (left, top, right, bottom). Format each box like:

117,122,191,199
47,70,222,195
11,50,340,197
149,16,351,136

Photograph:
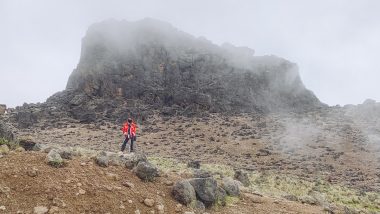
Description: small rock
195,200,205,212
144,198,155,207
156,204,165,214
15,147,26,152
46,150,64,168
33,206,48,214
221,177,240,196
52,198,66,208
135,209,141,214
119,204,125,209
128,200,133,204
106,172,120,181
78,189,86,195
27,167,38,177
48,206,59,214
175,203,182,212
164,180,174,186
0,206,5,211
183,212,195,214
122,181,135,188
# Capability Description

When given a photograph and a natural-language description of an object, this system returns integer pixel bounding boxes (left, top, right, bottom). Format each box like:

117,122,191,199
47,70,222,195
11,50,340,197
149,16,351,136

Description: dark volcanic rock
18,139,36,151
189,177,218,207
0,121,14,141
234,169,250,187
63,19,323,119
134,161,159,182
7,18,324,124
172,180,197,206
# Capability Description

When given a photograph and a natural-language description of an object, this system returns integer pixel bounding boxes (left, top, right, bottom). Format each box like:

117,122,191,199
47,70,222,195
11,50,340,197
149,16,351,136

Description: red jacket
122,122,137,137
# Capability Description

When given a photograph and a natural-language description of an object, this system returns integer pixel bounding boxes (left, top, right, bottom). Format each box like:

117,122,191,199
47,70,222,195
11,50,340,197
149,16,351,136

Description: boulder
234,169,250,187
16,110,37,128
18,139,37,151
221,177,240,196
121,152,147,169
46,150,65,168
189,177,218,207
187,160,200,169
58,148,73,160
0,121,13,141
0,104,6,115
172,180,197,205
134,161,158,182
95,152,109,167
33,206,48,214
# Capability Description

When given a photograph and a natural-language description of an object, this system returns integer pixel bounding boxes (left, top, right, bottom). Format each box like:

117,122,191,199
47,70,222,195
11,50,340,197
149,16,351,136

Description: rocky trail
0,147,327,214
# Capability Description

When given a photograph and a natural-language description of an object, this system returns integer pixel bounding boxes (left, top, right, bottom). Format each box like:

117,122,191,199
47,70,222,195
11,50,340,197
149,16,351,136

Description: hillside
1,19,380,214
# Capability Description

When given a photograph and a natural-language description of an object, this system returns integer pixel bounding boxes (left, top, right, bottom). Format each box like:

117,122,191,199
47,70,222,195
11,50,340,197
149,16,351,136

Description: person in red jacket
121,118,137,152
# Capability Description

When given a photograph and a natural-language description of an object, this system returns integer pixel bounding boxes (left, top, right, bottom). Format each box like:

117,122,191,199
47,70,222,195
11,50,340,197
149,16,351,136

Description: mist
1,0,380,107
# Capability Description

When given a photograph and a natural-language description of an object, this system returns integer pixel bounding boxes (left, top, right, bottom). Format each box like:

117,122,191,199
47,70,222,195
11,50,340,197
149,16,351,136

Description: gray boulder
234,169,250,187
15,110,37,128
187,160,200,169
189,177,218,207
58,148,73,160
46,149,65,168
194,200,205,212
172,180,197,205
0,121,13,141
95,152,109,167
18,139,36,151
121,152,147,169
222,177,240,196
134,161,158,182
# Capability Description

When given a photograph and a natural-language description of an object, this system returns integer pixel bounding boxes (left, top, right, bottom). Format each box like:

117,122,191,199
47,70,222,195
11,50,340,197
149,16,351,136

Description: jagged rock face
66,19,322,116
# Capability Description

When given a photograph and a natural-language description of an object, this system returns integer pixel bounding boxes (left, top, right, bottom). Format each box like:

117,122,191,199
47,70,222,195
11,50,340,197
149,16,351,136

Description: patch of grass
148,156,188,173
248,173,380,212
146,157,380,212
225,196,240,206
201,164,235,178
0,137,19,150
48,160,67,168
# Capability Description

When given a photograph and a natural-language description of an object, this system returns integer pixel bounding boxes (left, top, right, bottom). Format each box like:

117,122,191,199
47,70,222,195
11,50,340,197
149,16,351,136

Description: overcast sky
1,0,379,107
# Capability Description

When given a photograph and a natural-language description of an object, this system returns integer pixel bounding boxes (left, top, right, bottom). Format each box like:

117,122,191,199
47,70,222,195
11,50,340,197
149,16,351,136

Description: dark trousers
121,137,135,152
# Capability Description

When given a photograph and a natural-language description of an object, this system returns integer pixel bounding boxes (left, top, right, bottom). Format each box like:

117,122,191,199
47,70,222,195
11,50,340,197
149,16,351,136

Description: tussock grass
148,156,380,212
0,137,19,150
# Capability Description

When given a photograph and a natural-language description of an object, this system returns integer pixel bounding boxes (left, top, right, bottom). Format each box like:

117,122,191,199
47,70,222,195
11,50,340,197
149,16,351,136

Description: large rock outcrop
8,18,324,126
66,19,322,116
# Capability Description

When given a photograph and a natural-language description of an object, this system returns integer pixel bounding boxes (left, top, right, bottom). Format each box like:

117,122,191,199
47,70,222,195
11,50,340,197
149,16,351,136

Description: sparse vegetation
0,137,19,150
149,156,380,212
